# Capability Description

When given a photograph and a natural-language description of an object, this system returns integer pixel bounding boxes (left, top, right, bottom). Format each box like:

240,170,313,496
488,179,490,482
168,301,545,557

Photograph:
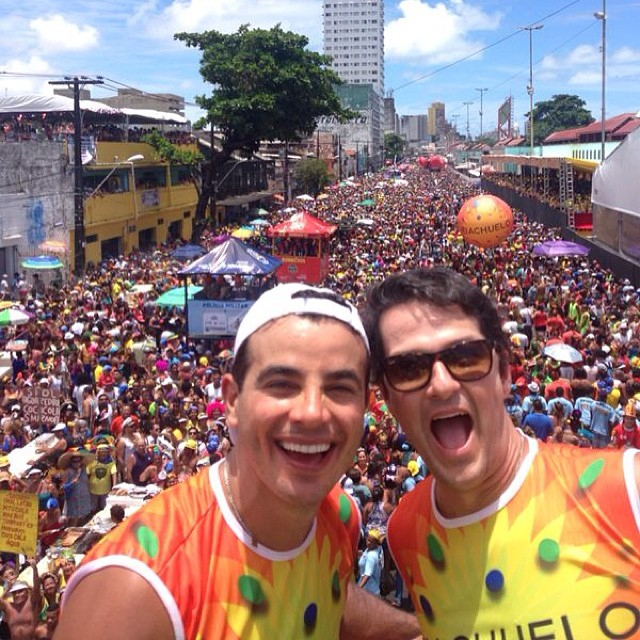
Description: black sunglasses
382,339,494,392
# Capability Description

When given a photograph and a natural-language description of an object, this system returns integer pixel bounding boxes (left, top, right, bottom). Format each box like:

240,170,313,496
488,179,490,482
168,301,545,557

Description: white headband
233,283,369,353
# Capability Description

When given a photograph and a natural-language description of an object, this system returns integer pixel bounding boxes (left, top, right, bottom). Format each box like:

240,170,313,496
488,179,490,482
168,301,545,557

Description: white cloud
0,56,57,95
131,0,321,47
386,0,502,62
610,46,640,65
569,69,601,85
29,14,99,53
540,42,640,89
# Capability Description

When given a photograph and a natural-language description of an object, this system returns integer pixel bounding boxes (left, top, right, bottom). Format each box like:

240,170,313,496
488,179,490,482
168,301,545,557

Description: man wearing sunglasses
363,267,640,639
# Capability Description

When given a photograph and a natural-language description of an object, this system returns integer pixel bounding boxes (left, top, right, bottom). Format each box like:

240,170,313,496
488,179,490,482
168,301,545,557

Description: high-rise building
401,114,429,149
428,102,447,141
384,95,399,135
322,0,384,169
323,0,384,95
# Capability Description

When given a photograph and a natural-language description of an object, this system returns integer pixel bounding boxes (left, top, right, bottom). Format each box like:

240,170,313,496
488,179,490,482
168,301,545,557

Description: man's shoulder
85,471,216,562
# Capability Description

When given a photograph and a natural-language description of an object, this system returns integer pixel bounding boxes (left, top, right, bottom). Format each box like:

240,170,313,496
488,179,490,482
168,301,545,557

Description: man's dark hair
362,267,511,384
110,504,126,524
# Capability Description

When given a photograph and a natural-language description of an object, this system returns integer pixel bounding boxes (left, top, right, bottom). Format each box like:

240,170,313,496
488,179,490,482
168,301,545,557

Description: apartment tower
322,0,384,169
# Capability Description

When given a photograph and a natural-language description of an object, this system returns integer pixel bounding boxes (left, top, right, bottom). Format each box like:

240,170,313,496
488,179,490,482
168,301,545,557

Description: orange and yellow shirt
388,437,640,640
66,461,361,639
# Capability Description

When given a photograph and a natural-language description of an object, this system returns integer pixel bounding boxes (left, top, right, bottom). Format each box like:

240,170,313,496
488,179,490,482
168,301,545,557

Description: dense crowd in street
0,161,639,636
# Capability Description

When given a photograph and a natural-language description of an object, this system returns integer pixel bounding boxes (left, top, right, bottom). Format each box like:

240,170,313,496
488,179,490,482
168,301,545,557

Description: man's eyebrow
255,366,364,386
255,366,300,384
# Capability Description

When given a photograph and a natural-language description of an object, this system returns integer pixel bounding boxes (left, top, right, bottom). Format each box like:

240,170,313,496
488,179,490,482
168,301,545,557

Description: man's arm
340,581,421,640
54,567,174,640
29,557,42,613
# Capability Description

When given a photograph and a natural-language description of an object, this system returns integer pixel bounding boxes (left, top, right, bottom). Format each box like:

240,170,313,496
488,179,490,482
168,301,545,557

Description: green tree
175,24,355,231
293,158,330,196
142,129,203,197
530,94,593,145
384,133,405,160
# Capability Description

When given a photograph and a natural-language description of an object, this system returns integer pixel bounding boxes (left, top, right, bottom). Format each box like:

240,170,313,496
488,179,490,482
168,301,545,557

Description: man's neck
221,460,316,552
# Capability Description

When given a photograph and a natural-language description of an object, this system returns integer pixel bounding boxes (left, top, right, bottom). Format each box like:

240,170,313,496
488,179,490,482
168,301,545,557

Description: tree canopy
531,94,593,144
175,24,354,233
384,133,405,160
175,24,353,156
293,158,330,197
142,130,203,195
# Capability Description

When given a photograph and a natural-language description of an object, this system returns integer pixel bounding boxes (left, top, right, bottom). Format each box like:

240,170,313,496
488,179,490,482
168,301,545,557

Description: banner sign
0,491,38,555
22,387,60,427
187,299,253,338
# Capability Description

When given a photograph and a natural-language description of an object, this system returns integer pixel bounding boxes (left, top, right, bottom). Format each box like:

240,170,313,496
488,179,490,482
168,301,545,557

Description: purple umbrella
532,240,589,257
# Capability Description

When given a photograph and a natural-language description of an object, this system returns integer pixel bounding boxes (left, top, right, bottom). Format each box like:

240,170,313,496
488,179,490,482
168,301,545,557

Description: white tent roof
592,125,640,217
121,107,188,124
0,94,187,123
0,94,119,114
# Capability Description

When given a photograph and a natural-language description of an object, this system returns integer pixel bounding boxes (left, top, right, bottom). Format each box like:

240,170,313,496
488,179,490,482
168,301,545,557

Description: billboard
497,96,513,140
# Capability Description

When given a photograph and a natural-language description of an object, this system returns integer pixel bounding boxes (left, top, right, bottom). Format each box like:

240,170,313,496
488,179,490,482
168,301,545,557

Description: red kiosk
267,211,336,284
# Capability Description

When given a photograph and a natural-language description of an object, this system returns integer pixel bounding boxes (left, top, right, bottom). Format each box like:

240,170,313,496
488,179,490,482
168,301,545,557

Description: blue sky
1,0,638,137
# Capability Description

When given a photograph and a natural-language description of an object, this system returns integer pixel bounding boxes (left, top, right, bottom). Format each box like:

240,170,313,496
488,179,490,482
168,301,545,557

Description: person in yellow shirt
86,444,117,513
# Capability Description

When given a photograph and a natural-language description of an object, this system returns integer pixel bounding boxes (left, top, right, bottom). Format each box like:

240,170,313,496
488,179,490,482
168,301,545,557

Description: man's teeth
280,442,331,454
434,411,468,420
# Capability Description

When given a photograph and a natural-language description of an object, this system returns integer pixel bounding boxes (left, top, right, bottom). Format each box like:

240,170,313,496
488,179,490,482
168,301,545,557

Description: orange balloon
457,195,514,248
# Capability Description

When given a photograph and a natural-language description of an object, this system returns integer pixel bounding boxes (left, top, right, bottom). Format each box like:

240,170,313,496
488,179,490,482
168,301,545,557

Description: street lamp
520,24,544,156
475,88,488,141
87,154,145,199
595,2,606,162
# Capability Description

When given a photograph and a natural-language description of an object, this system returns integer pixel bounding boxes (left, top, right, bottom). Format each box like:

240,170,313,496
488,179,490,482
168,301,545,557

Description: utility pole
520,24,544,156
594,3,606,162
49,76,103,277
283,141,291,202
463,102,473,141
450,115,459,138
475,88,488,140
463,102,473,163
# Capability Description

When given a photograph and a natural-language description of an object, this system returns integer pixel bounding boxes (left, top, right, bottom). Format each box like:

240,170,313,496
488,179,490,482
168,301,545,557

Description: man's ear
221,373,239,429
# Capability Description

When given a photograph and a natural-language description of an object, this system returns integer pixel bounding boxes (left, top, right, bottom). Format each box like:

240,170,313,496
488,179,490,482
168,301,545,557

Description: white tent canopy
120,107,188,125
592,125,640,217
0,94,187,124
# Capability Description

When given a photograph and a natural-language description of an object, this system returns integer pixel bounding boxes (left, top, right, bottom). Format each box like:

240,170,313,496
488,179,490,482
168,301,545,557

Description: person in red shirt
543,367,573,401
532,304,548,338
546,306,566,336
611,402,640,449
110,404,140,439
97,365,115,389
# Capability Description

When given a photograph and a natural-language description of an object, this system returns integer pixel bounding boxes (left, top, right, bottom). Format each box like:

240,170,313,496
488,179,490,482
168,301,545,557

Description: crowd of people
0,161,638,637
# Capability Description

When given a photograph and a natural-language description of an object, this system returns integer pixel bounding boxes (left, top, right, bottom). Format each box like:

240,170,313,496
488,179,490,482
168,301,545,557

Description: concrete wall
0,141,72,275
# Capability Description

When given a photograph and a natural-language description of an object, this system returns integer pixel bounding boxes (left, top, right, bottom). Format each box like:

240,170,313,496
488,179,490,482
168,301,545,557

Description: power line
391,0,585,93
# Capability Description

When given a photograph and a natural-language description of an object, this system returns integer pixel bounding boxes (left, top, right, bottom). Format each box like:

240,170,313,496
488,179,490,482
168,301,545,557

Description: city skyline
1,0,639,137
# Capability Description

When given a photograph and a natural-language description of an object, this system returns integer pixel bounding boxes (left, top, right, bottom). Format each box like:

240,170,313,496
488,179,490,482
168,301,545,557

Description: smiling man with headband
363,267,640,639
56,283,420,640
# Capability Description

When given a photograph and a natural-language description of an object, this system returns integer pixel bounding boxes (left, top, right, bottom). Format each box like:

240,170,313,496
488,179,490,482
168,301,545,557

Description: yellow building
80,141,199,266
